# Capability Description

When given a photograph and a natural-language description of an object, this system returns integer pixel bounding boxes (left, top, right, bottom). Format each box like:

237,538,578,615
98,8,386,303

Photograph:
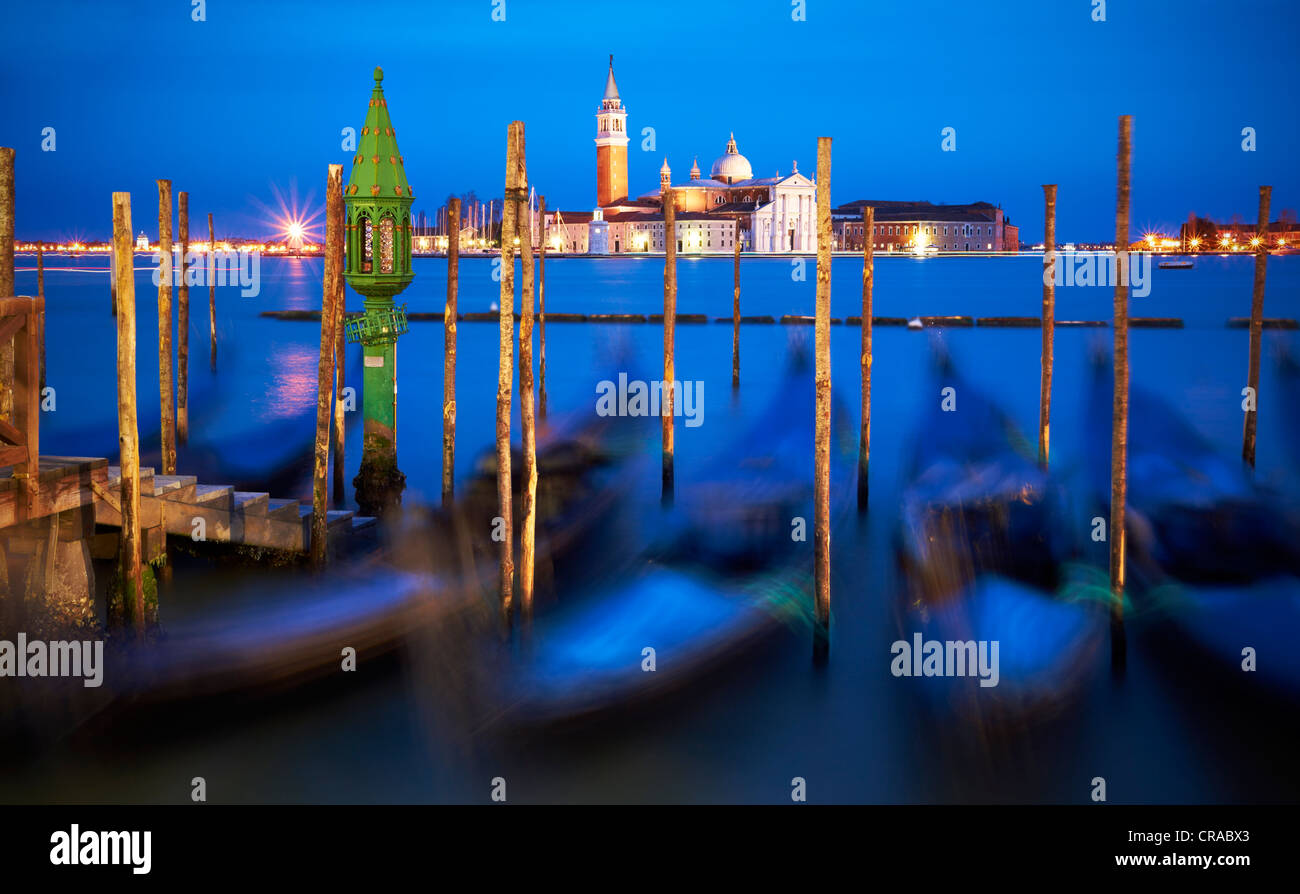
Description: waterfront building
832,200,1019,252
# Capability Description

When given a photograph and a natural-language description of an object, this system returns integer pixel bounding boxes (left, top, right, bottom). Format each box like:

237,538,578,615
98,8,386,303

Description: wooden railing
0,295,43,519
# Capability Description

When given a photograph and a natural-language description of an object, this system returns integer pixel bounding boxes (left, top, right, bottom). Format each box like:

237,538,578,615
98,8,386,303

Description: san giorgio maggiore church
545,58,818,255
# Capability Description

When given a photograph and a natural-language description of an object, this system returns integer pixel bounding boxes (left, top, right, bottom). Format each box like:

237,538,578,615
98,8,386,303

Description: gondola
489,350,856,728
1085,353,1300,699
894,346,1104,720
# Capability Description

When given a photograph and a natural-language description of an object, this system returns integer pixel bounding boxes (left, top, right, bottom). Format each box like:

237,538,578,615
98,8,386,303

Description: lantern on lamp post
343,66,414,517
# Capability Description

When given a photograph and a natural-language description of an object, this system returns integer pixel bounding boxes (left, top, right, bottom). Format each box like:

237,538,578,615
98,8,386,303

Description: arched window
380,215,395,274
360,214,373,273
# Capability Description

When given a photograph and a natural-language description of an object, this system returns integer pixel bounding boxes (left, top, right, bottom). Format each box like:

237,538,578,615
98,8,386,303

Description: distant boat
907,317,923,329
1158,260,1194,269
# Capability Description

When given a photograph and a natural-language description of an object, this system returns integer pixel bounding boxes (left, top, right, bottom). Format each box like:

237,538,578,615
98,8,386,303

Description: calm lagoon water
4,252,1298,803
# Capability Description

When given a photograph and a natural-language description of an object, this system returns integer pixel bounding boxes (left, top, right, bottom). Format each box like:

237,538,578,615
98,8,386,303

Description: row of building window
849,223,991,236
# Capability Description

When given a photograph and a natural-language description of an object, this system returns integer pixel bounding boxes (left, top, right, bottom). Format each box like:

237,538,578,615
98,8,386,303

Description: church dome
710,133,753,184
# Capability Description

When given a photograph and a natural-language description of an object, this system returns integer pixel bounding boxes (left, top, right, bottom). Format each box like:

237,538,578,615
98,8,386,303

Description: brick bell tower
595,54,628,207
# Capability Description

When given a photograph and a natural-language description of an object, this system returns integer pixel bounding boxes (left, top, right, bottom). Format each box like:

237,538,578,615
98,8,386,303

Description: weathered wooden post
328,185,345,508
177,191,190,445
516,131,539,624
156,179,176,476
497,121,521,629
661,185,676,504
0,148,13,422
0,148,10,627
814,136,832,663
207,213,216,370
1039,184,1057,468
312,165,344,566
1242,185,1272,468
112,193,144,637
37,243,45,390
538,194,548,420
1109,116,1132,671
442,197,460,506
732,217,741,388
332,288,345,506
110,242,118,317
858,205,874,511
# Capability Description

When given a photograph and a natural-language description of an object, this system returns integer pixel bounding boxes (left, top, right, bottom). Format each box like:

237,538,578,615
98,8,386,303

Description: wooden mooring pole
0,148,13,422
329,188,345,507
813,136,832,664
37,243,45,390
517,132,538,625
177,191,190,445
497,122,521,629
857,205,874,511
1242,185,1272,469
442,197,460,507
1109,116,1132,672
661,185,676,504
156,179,176,476
112,192,144,637
208,213,216,371
538,194,548,421
1039,184,1057,469
312,164,344,566
732,217,741,388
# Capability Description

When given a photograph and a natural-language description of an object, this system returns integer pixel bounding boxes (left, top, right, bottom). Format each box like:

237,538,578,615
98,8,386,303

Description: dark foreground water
3,252,1298,803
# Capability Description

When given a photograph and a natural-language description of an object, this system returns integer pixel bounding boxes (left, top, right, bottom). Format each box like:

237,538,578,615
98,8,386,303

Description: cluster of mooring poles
1032,116,1273,672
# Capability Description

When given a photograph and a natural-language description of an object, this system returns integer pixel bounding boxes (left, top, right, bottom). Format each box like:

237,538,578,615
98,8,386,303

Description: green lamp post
344,66,414,517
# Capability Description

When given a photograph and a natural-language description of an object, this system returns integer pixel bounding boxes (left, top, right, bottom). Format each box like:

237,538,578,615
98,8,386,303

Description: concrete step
192,484,234,510
296,505,355,528
232,492,270,516
266,498,300,521
153,475,198,502
351,516,377,532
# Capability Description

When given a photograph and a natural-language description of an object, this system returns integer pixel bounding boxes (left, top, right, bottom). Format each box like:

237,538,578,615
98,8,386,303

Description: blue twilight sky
1,0,1297,244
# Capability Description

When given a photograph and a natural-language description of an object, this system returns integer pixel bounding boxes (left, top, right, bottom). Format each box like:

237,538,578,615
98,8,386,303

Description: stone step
351,516,378,532
153,475,198,502
232,492,270,516
296,505,355,528
192,484,234,510
266,498,300,521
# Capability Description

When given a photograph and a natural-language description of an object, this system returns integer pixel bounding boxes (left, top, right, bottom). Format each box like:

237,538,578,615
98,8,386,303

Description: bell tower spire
595,55,629,207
